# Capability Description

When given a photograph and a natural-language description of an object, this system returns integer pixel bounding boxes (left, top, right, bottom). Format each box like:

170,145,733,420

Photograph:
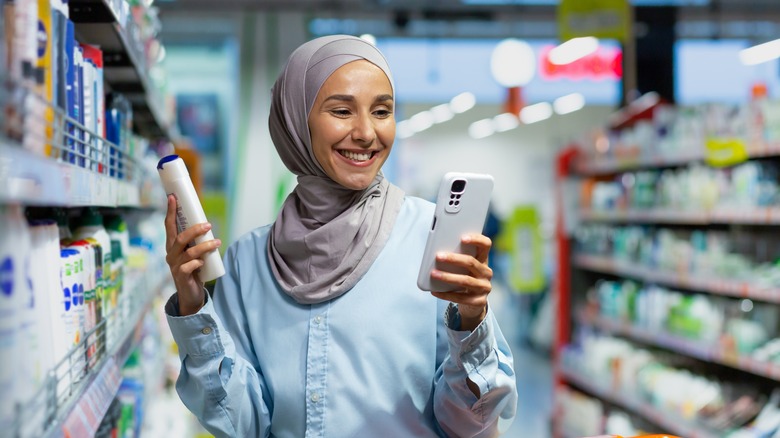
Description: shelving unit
580,207,780,225
573,141,780,177
38,265,170,438
577,312,780,381
558,366,720,438
1,1,173,435
554,119,780,434
0,140,144,207
574,254,780,304
70,0,174,139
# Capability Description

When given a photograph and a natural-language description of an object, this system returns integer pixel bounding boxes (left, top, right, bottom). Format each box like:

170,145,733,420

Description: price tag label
705,138,749,167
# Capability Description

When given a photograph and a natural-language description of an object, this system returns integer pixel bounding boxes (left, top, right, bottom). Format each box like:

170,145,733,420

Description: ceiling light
520,102,553,124
396,120,414,139
468,119,495,139
359,34,377,46
549,37,599,65
430,104,454,123
490,38,536,87
449,92,476,114
739,38,780,65
492,113,519,132
553,93,585,115
409,111,435,133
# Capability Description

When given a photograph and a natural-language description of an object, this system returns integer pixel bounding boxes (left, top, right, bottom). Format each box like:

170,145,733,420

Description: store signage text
538,46,622,81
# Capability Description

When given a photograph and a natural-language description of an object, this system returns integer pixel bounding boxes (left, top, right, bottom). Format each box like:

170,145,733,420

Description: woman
164,34,517,437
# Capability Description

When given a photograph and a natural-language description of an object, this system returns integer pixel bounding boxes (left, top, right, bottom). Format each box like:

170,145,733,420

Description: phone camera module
450,179,466,194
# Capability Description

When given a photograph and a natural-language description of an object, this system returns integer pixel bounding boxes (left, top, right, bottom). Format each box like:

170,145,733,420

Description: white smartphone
417,172,494,292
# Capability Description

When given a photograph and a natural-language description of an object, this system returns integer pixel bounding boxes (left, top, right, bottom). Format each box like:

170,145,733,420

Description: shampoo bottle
157,155,225,282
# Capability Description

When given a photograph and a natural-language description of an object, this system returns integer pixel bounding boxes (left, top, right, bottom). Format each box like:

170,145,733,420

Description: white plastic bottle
157,155,225,282
0,206,26,428
72,208,112,357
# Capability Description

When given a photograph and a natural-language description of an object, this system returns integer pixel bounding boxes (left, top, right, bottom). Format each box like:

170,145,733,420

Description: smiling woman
162,34,518,438
309,60,396,190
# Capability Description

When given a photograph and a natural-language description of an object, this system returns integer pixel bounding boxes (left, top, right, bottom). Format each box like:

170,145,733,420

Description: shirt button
310,392,320,403
201,327,212,335
314,316,322,325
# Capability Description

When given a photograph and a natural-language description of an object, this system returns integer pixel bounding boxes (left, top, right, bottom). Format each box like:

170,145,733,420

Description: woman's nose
351,114,376,145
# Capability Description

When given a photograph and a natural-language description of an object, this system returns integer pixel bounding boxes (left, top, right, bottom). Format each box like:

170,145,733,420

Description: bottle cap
157,155,189,182
104,215,126,232
75,207,103,227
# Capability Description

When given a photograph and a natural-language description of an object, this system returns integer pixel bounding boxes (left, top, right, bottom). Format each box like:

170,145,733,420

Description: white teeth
339,150,372,161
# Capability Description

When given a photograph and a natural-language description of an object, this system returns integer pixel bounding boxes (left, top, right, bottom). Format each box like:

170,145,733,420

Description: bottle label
0,258,13,298
170,192,190,233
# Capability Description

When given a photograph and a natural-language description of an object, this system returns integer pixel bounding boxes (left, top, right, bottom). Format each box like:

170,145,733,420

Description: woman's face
309,60,395,190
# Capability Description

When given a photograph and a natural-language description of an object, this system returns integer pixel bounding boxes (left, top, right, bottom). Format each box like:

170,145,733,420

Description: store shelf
0,78,165,208
580,208,780,225
70,0,174,139
574,254,780,305
11,263,172,438
0,140,144,207
578,313,780,382
574,142,780,176
558,366,719,438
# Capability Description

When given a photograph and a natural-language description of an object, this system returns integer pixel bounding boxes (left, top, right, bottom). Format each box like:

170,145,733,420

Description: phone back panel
417,172,494,292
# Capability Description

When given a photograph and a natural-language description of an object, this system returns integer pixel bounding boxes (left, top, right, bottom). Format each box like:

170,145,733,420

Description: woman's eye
374,109,392,118
330,109,351,117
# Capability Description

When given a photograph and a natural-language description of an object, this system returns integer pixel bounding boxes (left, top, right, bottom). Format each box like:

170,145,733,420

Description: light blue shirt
165,196,517,437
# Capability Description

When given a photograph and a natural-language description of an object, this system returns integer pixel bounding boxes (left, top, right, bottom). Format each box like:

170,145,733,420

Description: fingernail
215,239,222,246
436,252,446,260
204,223,212,230
431,270,442,278
462,235,471,243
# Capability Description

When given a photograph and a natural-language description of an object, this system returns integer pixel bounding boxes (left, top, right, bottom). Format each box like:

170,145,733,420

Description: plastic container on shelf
0,206,30,427
106,93,133,179
72,208,114,365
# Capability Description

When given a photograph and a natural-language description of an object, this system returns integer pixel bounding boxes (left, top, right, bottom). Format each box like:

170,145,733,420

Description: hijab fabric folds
267,35,405,305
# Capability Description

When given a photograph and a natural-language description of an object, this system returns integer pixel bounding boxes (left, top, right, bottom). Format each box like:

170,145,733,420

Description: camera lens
451,179,466,193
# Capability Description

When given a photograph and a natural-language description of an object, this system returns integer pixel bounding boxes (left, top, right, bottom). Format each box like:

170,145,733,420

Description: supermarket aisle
491,284,554,438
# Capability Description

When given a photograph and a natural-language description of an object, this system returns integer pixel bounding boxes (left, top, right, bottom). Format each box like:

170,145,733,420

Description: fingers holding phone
430,233,493,326
417,172,494,293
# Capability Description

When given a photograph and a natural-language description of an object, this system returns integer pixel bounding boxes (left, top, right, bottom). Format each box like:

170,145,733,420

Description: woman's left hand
430,233,493,331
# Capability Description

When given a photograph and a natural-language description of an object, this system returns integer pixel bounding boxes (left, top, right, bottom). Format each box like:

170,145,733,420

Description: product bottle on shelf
72,208,112,365
55,248,80,394
106,93,133,179
26,219,59,436
65,239,98,371
0,206,30,428
105,215,128,323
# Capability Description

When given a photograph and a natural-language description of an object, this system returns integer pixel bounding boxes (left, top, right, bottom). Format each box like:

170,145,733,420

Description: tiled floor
491,283,554,438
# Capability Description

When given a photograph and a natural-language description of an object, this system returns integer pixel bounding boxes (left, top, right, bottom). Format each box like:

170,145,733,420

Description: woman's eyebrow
324,94,354,102
323,94,393,103
375,94,393,102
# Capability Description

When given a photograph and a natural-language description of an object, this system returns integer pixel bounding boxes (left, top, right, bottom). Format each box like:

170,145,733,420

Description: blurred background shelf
574,254,780,305
578,312,780,382
559,367,719,438
580,208,780,225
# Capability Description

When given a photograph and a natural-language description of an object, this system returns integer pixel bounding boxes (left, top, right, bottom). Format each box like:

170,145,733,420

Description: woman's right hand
165,194,222,316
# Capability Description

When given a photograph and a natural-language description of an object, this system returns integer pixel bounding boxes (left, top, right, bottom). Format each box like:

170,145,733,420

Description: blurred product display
555,95,780,438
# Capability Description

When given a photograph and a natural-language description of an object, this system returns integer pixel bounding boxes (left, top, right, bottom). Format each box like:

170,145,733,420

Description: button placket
304,304,329,437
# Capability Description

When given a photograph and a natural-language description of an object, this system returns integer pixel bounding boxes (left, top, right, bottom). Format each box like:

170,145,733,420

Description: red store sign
539,45,622,81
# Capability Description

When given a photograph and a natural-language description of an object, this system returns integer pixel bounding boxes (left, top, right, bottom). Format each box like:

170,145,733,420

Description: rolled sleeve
444,303,497,397
166,293,229,360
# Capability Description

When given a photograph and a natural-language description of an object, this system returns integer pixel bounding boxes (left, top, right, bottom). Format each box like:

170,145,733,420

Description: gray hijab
267,35,405,305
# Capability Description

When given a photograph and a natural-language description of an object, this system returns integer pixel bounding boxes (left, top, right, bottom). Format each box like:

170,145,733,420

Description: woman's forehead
317,60,393,93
